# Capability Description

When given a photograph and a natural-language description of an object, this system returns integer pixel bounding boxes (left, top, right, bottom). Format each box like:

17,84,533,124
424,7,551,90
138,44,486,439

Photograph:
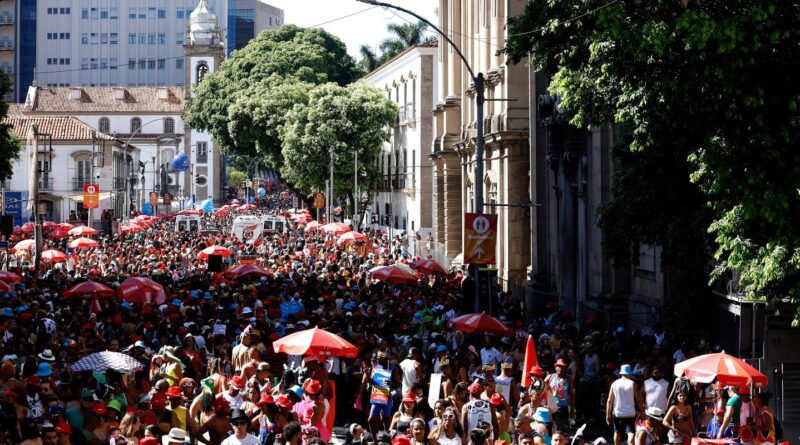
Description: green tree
0,74,22,180
184,25,358,169
505,1,800,323
378,21,430,62
226,168,247,189
357,44,380,74
280,82,398,213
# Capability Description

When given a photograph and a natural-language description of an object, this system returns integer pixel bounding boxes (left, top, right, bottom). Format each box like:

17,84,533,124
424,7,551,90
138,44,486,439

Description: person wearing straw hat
635,407,665,445
161,427,187,445
606,365,644,445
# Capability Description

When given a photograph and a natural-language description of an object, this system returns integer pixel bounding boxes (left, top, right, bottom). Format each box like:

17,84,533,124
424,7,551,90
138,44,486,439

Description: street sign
83,184,100,209
313,192,325,209
464,212,497,265
149,191,158,207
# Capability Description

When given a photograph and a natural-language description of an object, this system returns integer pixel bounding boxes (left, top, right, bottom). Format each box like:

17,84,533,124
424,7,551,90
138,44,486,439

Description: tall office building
228,0,283,55
28,0,282,90
0,0,17,101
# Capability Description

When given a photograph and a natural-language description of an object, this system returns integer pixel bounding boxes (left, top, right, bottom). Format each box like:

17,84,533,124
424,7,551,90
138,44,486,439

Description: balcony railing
398,103,415,123
72,179,92,192
38,177,53,191
0,16,13,25
112,177,126,190
0,40,13,50
379,173,408,190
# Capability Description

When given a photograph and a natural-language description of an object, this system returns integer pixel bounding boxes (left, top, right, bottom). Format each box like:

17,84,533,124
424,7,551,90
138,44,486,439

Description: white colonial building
13,0,224,221
363,41,438,253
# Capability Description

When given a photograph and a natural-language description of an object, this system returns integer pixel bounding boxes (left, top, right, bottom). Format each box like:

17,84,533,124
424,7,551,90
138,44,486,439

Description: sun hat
214,397,230,411
620,364,633,376
229,376,245,390
436,345,448,353
230,408,247,422
490,393,506,406
258,393,275,405
289,385,304,398
258,362,270,372
554,358,568,368
393,435,412,445
529,365,545,377
166,386,183,398
37,362,53,377
533,407,551,423
275,394,293,409
91,402,107,416
303,379,322,396
645,406,665,421
107,399,122,412
140,438,157,445
55,422,72,434
162,428,186,445
38,349,56,362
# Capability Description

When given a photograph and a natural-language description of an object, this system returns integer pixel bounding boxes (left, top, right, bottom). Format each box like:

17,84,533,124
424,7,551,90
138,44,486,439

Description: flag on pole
89,295,102,319
521,334,538,388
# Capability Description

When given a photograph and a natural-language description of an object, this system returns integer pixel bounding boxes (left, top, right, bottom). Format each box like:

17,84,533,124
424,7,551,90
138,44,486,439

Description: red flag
521,335,538,388
89,295,102,318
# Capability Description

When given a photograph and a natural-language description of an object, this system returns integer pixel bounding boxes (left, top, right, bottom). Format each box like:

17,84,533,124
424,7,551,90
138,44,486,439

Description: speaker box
207,254,223,272
0,215,12,237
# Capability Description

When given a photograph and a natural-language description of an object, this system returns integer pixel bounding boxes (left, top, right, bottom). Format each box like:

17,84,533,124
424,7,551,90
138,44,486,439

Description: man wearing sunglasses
222,408,260,445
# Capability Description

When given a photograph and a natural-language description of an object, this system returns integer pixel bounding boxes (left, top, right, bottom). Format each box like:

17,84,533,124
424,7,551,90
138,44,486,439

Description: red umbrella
368,265,419,285
0,281,11,293
673,352,768,387
410,259,448,275
272,327,358,358
69,237,99,249
198,245,234,260
215,208,230,216
0,271,21,283
118,277,166,304
47,229,70,240
229,199,241,205
322,222,351,235
58,222,75,230
42,221,57,229
41,249,69,263
68,226,98,236
304,221,322,231
14,239,36,251
20,222,35,233
63,280,114,298
449,312,513,336
238,204,257,211
179,209,202,215
120,224,141,234
337,231,366,244
224,264,272,279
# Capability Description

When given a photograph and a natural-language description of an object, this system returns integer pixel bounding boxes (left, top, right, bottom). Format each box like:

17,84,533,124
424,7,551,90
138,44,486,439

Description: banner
369,368,392,405
313,192,325,209
464,213,497,264
3,191,28,226
83,184,100,209
149,192,158,208
428,373,442,408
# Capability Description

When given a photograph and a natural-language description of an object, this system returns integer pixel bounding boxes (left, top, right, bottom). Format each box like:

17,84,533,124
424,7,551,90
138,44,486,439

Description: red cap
91,402,107,415
303,379,322,396
490,393,505,406
150,393,167,409
214,396,230,411
469,382,484,395
166,386,183,398
393,435,412,445
402,392,417,403
529,365,545,377
28,376,41,387
275,394,293,409
55,422,72,434
229,376,245,390
258,393,275,405
555,358,568,368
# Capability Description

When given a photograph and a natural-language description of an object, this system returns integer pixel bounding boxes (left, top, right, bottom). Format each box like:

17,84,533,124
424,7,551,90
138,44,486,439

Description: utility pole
328,146,335,223
354,152,358,228
32,124,42,274
356,0,486,311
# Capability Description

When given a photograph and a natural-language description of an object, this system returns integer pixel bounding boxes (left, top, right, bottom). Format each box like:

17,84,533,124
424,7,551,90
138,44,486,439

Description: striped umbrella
673,352,768,387
449,312,513,336
69,351,144,373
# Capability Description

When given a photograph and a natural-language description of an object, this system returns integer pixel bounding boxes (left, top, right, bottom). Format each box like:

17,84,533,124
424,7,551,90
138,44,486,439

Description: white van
175,215,201,232
231,215,264,244
262,215,289,235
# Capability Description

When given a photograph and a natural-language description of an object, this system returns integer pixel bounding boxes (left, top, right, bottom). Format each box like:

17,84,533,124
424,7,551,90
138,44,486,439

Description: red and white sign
83,184,100,209
463,213,497,265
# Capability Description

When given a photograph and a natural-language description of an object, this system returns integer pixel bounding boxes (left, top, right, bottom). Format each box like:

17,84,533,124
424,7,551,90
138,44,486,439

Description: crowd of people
0,182,780,445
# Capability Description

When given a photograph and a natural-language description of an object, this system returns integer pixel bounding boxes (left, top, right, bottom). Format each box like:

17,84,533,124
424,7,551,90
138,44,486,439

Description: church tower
183,0,225,204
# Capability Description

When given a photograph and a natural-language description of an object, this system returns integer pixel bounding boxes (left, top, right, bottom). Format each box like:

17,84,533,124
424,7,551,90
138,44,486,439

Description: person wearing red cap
165,385,196,435
219,376,245,410
390,392,417,435
490,393,512,444
462,380,495,441
543,358,575,434
54,422,72,445
251,393,277,445
194,396,232,445
293,379,329,443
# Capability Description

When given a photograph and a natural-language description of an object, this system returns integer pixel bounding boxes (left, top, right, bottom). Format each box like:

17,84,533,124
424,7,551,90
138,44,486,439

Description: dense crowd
0,182,780,445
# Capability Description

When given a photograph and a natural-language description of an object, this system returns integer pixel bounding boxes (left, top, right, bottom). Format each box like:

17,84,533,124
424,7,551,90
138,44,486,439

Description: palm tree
358,45,380,74
379,21,430,62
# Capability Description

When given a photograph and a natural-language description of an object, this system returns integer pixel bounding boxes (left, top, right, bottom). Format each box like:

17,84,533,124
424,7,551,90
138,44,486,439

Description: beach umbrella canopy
119,225,141,234
224,264,272,279
58,222,75,230
304,221,322,231
0,271,22,283
198,245,234,260
238,204,257,211
673,352,768,387
178,209,202,215
337,231,366,244
215,208,230,216
20,222,35,233
42,221,57,229
47,229,70,240
41,249,69,263
410,259,448,275
69,351,144,373
68,226,98,236
13,239,36,251
117,277,166,305
368,264,418,285
272,327,359,358
69,237,99,249
322,222,351,235
0,281,11,293
63,280,114,298
449,312,513,336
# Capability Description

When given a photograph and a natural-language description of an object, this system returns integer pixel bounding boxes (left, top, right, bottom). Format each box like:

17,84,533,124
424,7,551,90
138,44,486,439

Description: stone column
502,142,531,283
447,0,461,100
438,0,448,102
442,153,463,259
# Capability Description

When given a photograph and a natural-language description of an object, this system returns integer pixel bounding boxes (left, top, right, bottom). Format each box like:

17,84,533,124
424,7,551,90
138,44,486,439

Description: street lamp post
356,0,486,311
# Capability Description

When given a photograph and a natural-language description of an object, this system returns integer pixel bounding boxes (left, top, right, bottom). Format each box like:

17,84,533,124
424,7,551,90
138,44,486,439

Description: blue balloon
200,199,214,213
142,202,153,216
171,153,190,171
257,187,266,197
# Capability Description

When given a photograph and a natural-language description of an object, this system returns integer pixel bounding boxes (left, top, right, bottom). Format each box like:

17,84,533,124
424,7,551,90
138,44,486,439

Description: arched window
130,117,141,133
163,118,174,133
98,117,110,133
196,62,208,85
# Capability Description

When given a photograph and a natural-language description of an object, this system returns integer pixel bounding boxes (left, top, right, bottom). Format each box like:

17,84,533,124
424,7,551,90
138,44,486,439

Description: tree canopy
357,20,431,75
280,82,398,209
184,25,359,170
506,1,800,323
0,74,22,181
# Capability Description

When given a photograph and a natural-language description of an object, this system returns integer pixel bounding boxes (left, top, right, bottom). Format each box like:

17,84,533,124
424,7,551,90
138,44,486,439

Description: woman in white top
431,407,463,445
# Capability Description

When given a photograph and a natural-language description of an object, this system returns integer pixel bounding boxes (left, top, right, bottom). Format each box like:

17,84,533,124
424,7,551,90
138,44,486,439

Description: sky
262,0,439,60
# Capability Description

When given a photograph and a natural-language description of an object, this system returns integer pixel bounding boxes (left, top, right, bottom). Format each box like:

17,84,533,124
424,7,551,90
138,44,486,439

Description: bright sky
262,0,439,59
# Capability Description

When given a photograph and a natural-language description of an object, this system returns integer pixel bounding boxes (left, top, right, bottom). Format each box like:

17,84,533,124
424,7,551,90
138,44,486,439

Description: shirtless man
240,347,261,382
194,397,232,445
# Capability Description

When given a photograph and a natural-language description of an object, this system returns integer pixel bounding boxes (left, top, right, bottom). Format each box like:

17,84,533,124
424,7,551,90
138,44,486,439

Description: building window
128,34,136,44
100,8,108,19
110,58,118,69
148,34,156,45
176,58,184,69
110,8,118,19
129,59,136,70
138,60,146,69
138,8,146,19
82,8,89,19
158,34,166,44
157,59,165,69
100,59,108,69
148,59,155,70
128,7,136,19
158,9,166,19
81,33,88,44
176,33,184,44
147,7,156,19
100,33,108,44
138,34,146,44
177,10,185,19
90,33,98,44
196,62,209,85
164,118,174,133
90,58,98,69
196,142,208,164
90,7,98,19
98,117,110,133
130,118,141,133
81,58,89,70
110,33,118,44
